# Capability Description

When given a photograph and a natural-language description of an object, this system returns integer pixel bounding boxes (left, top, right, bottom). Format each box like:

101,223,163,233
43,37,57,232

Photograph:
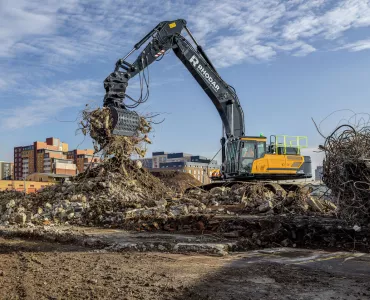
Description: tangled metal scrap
317,113,370,223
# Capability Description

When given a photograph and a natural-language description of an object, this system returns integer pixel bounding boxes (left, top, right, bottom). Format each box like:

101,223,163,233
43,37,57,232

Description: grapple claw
109,106,140,137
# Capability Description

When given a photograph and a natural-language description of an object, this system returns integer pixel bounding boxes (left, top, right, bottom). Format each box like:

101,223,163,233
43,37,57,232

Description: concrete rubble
0,178,336,229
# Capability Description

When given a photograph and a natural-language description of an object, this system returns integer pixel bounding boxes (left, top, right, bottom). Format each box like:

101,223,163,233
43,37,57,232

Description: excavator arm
103,19,244,140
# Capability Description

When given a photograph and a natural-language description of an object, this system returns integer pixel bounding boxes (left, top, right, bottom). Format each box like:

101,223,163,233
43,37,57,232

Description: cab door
239,141,257,174
225,140,239,174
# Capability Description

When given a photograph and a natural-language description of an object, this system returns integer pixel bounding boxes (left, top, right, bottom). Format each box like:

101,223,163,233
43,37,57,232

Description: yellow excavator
101,19,312,187
210,135,310,181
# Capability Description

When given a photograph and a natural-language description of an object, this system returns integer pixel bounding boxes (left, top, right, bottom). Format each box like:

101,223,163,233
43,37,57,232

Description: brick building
14,137,97,180
66,149,99,173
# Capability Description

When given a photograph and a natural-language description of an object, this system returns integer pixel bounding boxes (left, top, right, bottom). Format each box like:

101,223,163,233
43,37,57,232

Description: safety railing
269,135,308,155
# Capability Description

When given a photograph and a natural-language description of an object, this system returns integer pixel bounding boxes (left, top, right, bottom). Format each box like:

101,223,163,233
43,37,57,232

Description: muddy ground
0,237,369,300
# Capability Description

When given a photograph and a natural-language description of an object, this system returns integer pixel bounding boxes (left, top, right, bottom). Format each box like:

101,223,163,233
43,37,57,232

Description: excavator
102,19,312,189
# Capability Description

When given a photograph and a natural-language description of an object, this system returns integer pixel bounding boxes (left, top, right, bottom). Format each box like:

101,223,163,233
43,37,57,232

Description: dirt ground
0,237,369,300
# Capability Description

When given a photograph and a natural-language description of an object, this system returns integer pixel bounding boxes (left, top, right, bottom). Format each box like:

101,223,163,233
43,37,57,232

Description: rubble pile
186,183,336,215
150,170,202,195
321,124,370,222
0,180,336,228
0,107,210,227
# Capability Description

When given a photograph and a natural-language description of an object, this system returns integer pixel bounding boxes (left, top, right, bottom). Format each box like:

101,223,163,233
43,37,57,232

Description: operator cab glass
239,138,266,173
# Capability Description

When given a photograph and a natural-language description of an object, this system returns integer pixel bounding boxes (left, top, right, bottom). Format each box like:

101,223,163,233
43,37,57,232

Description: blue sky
1,0,370,173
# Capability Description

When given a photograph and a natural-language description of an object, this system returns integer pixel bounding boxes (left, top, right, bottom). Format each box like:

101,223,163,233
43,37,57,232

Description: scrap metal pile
321,124,370,223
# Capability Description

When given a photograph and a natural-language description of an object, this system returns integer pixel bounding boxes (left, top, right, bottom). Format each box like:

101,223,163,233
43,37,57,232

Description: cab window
226,141,238,161
257,142,266,158
241,142,255,158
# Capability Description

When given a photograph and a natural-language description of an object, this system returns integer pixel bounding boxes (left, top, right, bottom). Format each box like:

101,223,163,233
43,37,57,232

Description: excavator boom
103,19,244,140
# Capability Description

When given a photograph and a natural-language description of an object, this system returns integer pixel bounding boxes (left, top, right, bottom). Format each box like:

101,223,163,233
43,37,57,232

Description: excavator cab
223,135,311,180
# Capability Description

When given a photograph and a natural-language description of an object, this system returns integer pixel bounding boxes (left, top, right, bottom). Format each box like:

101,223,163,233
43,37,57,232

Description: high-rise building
0,161,14,180
14,137,97,180
67,149,100,173
15,137,70,180
13,146,24,180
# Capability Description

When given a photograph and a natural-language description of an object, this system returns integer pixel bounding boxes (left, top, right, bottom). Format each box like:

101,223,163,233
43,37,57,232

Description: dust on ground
0,237,369,300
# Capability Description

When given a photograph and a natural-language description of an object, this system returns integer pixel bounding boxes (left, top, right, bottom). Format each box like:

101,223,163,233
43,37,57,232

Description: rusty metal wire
316,113,370,223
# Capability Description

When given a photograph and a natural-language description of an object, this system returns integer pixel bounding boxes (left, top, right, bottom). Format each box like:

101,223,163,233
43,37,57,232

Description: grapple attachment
109,106,140,137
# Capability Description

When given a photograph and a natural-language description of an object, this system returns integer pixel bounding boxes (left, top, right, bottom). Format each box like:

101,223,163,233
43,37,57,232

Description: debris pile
321,124,370,222
150,170,202,195
0,107,209,227
186,183,336,215
0,180,336,228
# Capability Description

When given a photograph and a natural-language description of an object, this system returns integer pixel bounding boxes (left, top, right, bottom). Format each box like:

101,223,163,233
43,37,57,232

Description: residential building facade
14,137,97,180
0,161,14,180
138,152,219,184
67,149,98,173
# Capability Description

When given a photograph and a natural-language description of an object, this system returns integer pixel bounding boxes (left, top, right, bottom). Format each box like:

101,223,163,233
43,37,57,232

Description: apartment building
151,152,210,168
67,149,99,173
14,137,97,180
17,137,70,179
0,161,14,180
158,161,219,184
152,152,168,169
138,151,219,184
136,158,153,169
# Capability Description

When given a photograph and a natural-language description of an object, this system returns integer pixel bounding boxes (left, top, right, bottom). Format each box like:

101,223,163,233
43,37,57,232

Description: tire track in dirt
15,252,28,299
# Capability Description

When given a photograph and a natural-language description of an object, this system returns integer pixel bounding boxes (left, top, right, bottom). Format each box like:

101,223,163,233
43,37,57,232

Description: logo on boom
189,55,220,92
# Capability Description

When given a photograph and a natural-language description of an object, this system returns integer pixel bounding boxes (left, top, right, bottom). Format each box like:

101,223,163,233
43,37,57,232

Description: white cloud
1,0,370,73
1,0,370,126
0,0,64,57
293,43,317,56
0,79,100,129
282,0,370,41
335,39,370,52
